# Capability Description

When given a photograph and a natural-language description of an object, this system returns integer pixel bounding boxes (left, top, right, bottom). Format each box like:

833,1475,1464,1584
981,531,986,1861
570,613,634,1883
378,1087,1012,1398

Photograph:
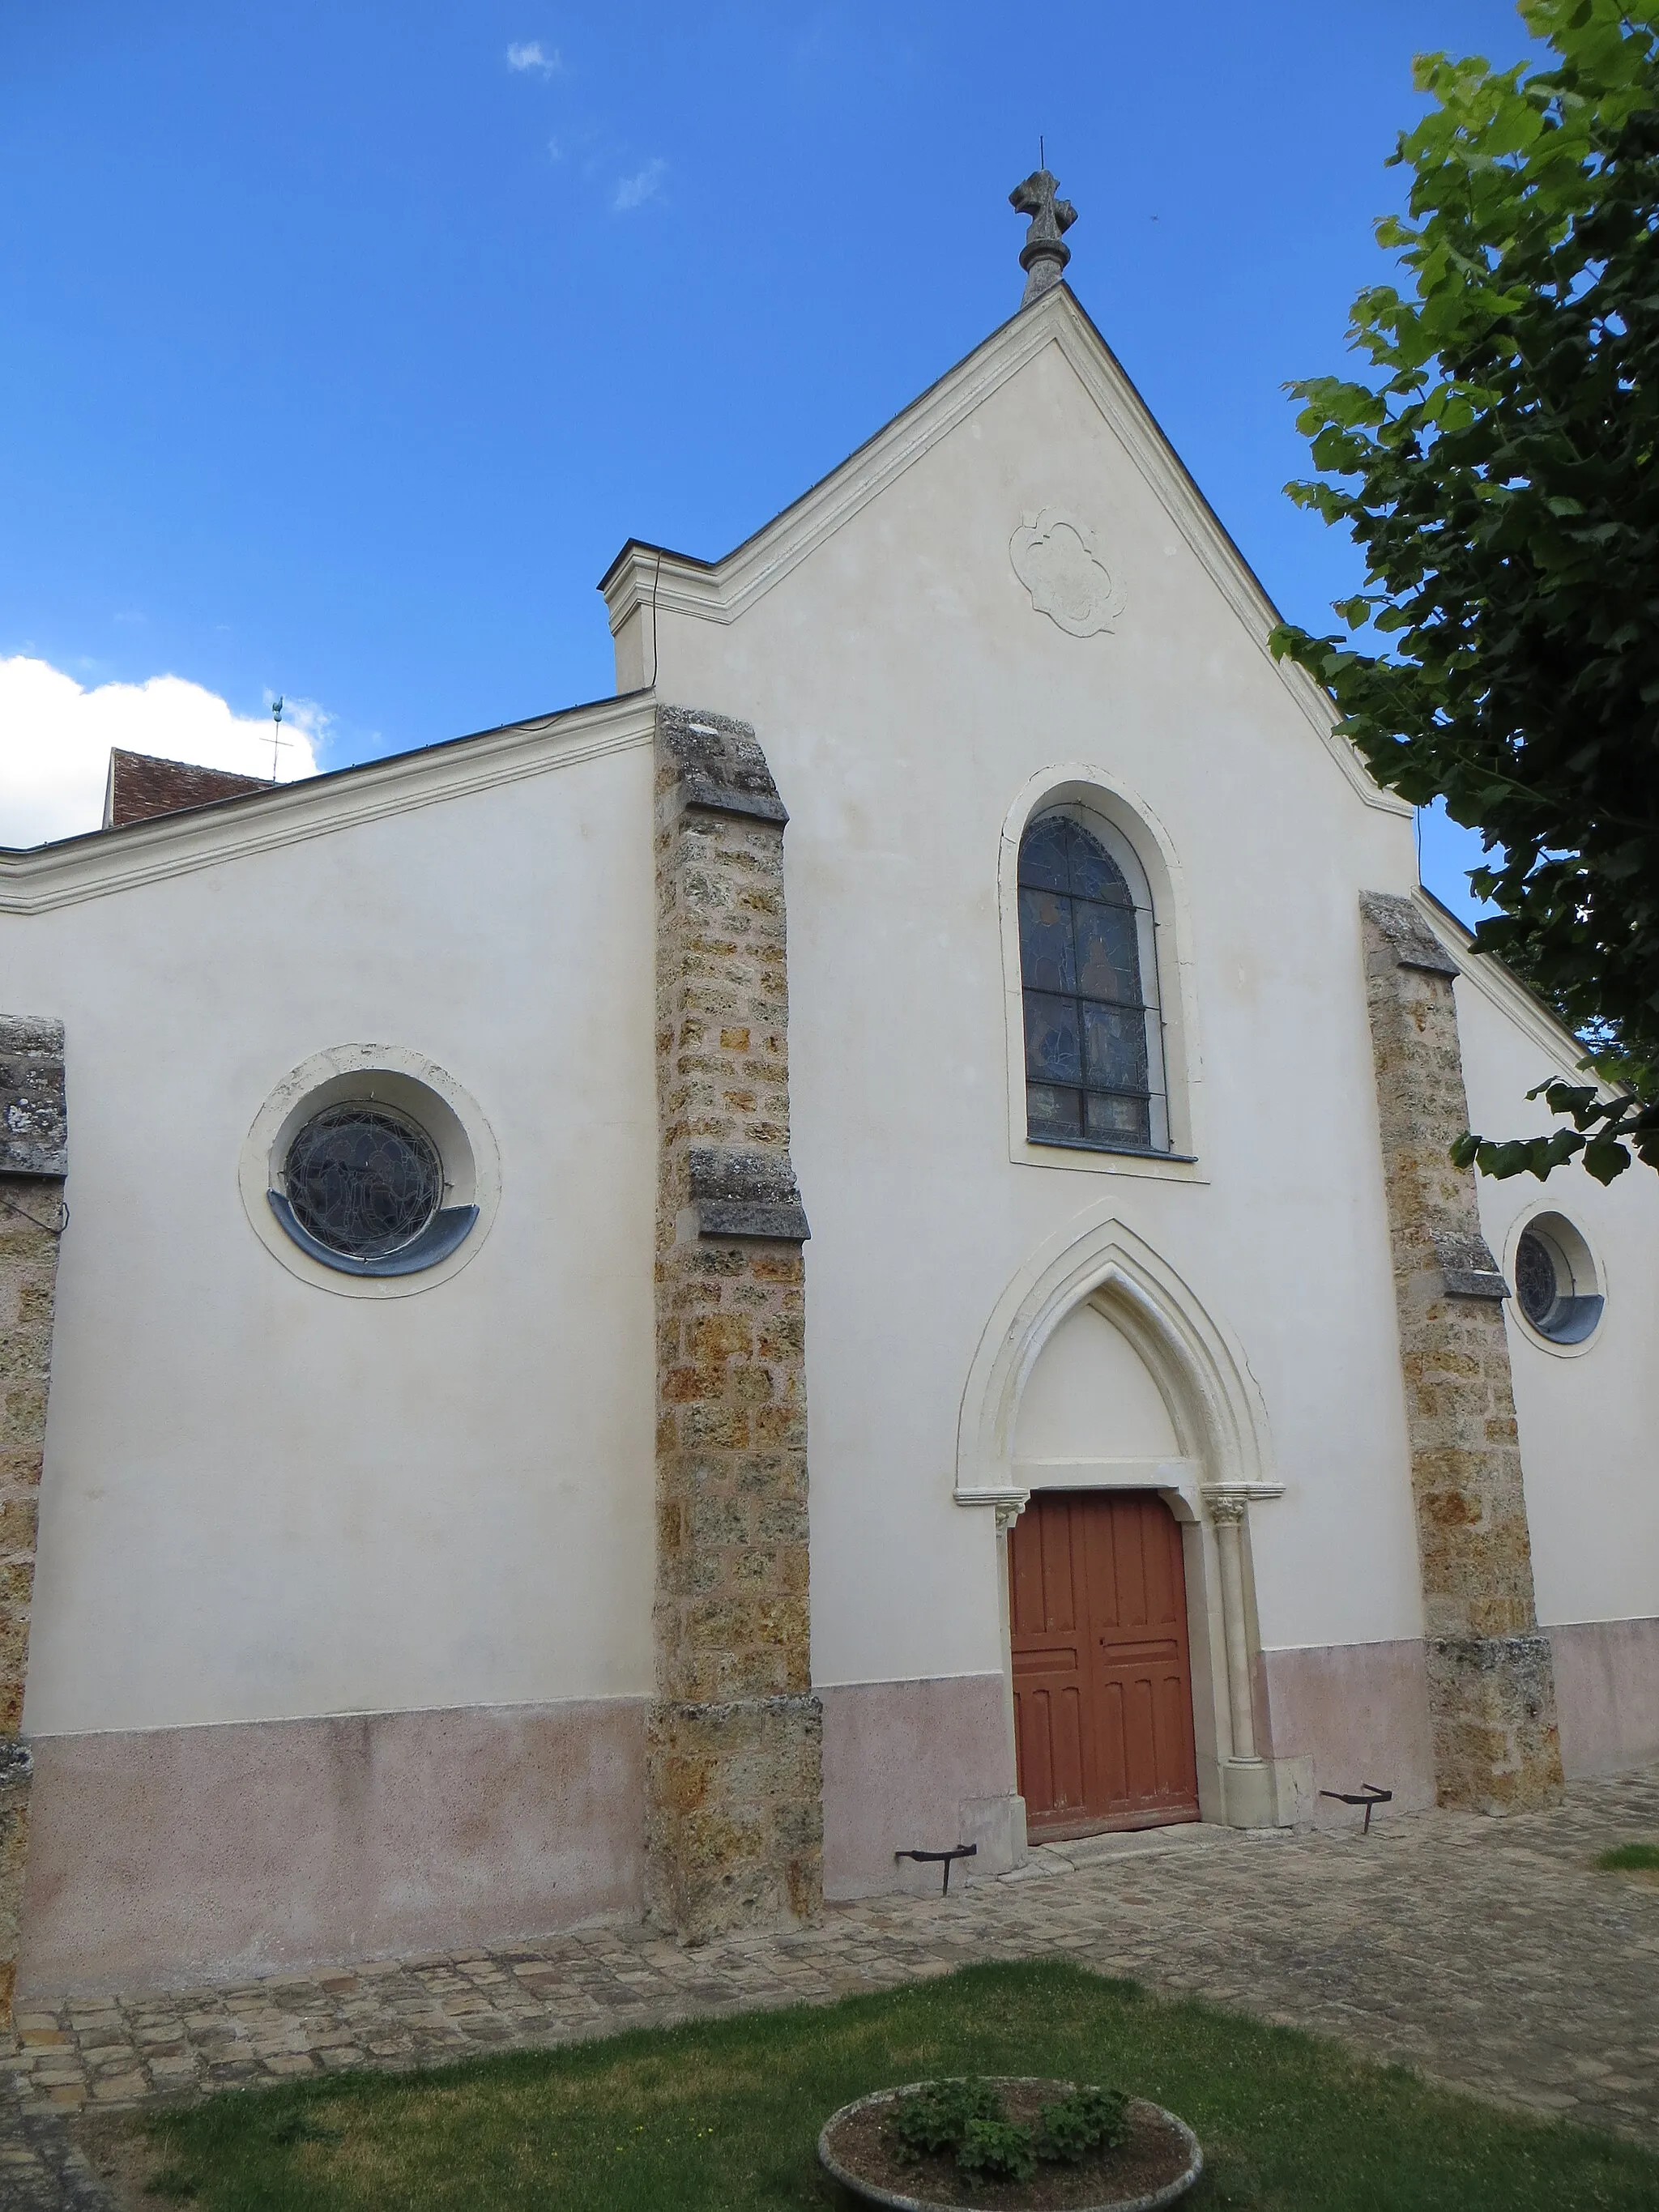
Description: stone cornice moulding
0,693,659,914
955,1206,1281,1515
599,287,1407,821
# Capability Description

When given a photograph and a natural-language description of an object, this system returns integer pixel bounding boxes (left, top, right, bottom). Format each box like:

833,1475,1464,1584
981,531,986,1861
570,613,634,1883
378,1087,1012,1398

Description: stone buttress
649,704,823,1941
0,1018,68,2035
1359,893,1563,1813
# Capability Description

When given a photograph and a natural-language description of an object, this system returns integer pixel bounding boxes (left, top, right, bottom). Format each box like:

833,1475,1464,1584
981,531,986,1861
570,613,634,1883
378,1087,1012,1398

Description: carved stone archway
957,1208,1287,1827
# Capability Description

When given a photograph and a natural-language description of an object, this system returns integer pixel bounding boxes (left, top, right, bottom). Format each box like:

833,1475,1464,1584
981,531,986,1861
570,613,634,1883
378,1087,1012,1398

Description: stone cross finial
1009,166,1076,306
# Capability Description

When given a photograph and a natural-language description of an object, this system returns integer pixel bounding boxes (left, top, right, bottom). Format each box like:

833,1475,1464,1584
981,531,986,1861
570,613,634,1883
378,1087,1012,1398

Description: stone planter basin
818,2078,1203,2212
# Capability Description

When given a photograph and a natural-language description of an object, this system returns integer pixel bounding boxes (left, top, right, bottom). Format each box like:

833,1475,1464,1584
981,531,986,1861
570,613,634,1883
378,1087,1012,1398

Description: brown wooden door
1009,1490,1200,1839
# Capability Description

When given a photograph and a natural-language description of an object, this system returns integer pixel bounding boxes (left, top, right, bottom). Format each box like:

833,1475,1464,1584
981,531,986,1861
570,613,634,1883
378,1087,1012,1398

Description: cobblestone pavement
4,1768,1657,2208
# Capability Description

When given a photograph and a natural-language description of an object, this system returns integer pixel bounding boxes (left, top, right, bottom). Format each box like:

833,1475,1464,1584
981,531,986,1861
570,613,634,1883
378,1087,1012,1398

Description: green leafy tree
1271,0,1659,1183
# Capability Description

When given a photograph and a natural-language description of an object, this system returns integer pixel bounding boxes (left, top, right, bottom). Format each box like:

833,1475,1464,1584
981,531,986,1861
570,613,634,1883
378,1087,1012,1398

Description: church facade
2,190,1656,2010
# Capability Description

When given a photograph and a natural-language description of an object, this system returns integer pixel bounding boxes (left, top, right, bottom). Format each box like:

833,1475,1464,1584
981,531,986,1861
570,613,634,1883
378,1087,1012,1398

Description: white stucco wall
641,325,1435,1693
19,295,1649,1770
15,730,659,1734
1457,965,1659,1631
1013,1302,1179,1462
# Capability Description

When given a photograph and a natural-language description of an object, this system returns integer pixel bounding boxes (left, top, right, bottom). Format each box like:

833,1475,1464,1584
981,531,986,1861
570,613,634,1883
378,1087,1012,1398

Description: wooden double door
1009,1490,1200,1838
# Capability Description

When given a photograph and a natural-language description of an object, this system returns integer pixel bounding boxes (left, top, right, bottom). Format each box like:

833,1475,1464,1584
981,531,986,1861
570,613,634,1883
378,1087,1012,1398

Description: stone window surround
1501,1204,1607,1361
237,1045,501,1300
997,764,1205,1183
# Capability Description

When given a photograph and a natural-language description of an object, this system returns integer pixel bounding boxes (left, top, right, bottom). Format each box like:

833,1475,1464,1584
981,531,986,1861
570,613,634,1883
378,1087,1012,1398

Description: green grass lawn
1597,1841,1659,1872
124,1959,1657,2211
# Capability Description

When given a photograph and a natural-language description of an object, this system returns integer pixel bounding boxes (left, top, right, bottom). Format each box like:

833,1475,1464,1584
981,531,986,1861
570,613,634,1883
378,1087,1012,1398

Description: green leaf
1583,1138,1633,1183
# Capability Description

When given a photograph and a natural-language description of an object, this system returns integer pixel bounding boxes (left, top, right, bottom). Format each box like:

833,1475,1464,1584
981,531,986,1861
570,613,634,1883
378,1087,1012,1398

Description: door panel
1009,1490,1200,1839
1009,1500,1091,1827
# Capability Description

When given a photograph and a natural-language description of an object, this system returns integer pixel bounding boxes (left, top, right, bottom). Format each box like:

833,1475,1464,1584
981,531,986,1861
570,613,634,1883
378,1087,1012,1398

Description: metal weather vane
268,695,290,782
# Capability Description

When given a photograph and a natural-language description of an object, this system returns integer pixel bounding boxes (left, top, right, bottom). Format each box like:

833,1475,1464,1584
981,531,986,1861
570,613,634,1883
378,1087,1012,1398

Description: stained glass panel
1025,991,1083,1084
1085,1090,1150,1146
1073,901,1140,1003
1026,1082,1081,1136
284,1102,444,1262
1017,814,1072,893
1516,1230,1559,1330
1018,884,1077,995
1065,829,1132,906
1081,1001,1149,1092
1018,809,1165,1154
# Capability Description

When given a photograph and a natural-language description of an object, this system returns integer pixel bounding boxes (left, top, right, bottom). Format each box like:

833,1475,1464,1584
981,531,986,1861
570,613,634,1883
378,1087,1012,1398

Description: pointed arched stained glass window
1018,811,1168,1153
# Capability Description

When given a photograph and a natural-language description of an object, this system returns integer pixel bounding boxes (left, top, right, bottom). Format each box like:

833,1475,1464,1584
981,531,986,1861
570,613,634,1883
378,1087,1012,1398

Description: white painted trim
997,762,1208,1179
0,694,657,914
237,1045,502,1300
955,1208,1279,1515
600,288,1407,820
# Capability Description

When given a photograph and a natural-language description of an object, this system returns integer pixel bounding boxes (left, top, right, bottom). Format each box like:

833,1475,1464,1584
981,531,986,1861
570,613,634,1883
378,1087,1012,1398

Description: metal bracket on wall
894,1844,978,1896
1319,1783,1392,1835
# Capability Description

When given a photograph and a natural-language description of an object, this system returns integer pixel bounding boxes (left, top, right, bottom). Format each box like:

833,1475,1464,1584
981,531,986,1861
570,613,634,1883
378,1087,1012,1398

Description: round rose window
283,1102,444,1263
1512,1214,1604,1347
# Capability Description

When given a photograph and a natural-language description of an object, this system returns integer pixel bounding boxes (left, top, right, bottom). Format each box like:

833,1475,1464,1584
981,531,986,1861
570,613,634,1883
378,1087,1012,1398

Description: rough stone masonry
0,1017,68,2039
1359,893,1563,1813
648,704,823,1942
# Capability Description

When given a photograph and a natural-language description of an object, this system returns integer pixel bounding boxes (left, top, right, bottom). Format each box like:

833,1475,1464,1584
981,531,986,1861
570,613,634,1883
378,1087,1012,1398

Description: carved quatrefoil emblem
1009,507,1125,637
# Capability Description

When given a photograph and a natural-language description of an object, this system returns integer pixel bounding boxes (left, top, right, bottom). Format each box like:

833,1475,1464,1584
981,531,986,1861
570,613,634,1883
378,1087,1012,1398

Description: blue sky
0,2,1539,904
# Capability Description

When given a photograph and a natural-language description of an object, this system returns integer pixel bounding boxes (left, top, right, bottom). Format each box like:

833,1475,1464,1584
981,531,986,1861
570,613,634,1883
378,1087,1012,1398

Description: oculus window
1512,1212,1604,1347
241,1046,498,1298
1017,808,1169,1154
269,1093,480,1278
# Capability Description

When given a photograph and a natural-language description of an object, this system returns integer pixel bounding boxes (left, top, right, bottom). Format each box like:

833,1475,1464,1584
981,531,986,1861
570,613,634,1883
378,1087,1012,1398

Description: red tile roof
103,748,275,829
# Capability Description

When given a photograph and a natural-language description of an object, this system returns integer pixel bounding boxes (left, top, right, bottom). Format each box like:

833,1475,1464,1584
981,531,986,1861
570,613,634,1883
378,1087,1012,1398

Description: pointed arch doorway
1004,1287,1201,1838
1009,1489,1200,1837
958,1208,1286,1835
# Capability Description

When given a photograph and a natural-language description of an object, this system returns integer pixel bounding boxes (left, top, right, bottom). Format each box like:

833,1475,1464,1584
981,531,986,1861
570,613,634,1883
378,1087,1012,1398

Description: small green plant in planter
957,2116,1039,2185
1036,2086,1132,2162
889,2077,1130,2185
889,2078,1005,2159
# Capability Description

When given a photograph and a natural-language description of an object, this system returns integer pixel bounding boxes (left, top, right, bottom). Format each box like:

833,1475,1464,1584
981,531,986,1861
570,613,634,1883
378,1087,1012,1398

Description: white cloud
612,158,666,213
506,40,560,75
0,656,321,848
